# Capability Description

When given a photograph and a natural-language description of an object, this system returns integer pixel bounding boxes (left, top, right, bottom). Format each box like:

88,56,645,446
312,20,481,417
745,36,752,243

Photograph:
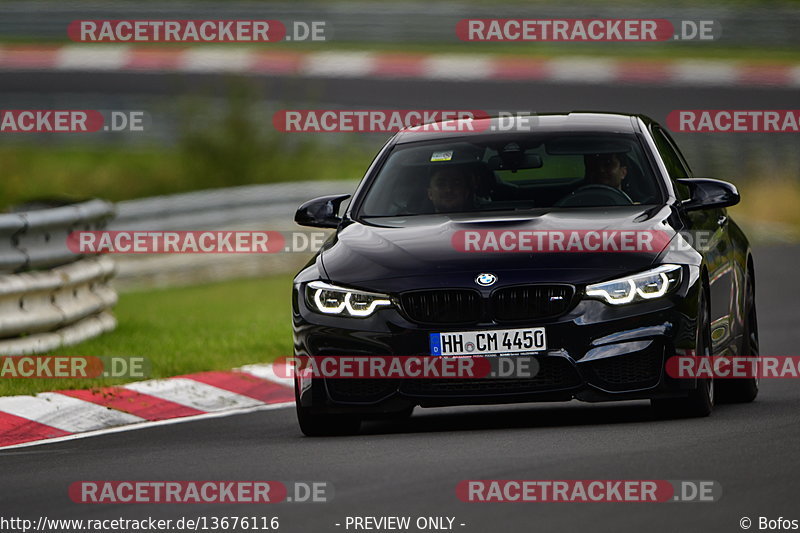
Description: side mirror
677,178,740,211
294,194,351,228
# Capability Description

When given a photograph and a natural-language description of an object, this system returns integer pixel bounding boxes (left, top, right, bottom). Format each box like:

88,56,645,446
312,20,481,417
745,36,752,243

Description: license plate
430,327,546,356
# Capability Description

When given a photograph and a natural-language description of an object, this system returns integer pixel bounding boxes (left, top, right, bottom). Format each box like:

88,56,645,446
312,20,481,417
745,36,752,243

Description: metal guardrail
0,181,356,353
0,200,118,355
0,257,117,355
0,216,26,274
110,181,354,231
1,199,115,274
109,180,356,289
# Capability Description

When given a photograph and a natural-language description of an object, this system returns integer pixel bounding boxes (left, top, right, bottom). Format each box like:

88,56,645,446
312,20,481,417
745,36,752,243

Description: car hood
319,205,680,292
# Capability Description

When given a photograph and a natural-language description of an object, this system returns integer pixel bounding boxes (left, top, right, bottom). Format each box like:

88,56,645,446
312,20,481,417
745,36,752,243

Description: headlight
585,264,682,305
306,281,392,317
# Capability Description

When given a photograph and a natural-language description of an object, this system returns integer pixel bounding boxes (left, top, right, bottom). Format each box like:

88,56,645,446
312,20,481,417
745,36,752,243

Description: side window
651,127,691,200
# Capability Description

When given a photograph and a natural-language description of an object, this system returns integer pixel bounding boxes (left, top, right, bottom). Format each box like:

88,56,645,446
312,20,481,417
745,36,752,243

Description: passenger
427,166,476,213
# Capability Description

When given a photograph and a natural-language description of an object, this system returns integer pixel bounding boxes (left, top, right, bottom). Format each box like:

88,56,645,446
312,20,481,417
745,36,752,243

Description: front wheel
652,286,714,418
295,382,361,437
718,268,759,403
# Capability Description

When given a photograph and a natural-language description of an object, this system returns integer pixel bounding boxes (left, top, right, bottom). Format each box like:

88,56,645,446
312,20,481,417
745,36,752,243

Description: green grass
0,79,376,208
0,142,373,207
730,180,800,235
0,274,296,397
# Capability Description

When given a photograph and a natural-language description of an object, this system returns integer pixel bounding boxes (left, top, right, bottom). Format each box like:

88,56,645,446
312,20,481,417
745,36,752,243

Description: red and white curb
0,363,294,450
1,45,799,87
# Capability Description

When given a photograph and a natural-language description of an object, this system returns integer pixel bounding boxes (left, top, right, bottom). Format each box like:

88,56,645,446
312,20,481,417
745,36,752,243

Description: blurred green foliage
0,82,373,207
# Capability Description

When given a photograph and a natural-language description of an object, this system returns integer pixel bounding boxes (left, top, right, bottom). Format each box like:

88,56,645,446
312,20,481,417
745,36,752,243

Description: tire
295,382,361,437
718,268,759,403
652,286,714,418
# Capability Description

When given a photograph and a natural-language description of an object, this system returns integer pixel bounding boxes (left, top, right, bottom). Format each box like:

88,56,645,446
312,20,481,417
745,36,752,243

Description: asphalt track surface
0,243,798,532
3,71,799,121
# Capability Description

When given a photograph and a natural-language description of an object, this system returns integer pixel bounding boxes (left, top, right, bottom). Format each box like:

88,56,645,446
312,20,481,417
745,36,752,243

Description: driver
555,152,634,207
584,152,628,190
427,165,476,213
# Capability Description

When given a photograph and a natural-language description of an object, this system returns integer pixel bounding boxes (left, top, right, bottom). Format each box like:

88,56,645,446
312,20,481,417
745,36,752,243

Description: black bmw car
291,112,759,436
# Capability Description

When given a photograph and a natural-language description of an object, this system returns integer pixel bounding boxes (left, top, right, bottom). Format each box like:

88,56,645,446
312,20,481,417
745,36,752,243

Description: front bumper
292,278,702,414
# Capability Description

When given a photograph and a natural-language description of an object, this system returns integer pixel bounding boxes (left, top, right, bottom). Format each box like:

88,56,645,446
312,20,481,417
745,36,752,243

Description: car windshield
358,133,662,217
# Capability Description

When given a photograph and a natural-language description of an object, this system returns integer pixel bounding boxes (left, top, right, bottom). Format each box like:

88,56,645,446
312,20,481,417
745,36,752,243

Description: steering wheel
555,184,634,207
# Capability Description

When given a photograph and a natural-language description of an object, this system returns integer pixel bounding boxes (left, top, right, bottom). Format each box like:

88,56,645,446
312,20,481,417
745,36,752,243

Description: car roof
393,112,646,144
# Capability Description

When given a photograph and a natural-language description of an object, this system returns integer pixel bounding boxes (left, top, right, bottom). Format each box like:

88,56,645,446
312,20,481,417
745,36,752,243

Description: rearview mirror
294,194,351,228
487,153,542,171
677,178,740,211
